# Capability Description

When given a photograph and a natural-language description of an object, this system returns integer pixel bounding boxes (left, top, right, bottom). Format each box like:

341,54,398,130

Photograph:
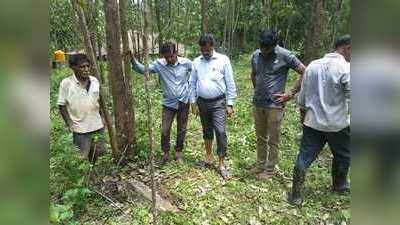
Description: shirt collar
73,73,93,84
200,50,218,60
325,52,345,60
158,56,183,66
257,46,278,57
72,73,80,84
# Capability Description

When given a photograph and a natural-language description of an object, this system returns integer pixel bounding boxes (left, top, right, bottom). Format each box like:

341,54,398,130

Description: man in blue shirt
190,34,237,179
250,29,306,180
130,42,193,164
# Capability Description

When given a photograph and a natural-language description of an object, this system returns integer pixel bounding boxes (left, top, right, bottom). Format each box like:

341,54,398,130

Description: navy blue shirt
251,46,301,108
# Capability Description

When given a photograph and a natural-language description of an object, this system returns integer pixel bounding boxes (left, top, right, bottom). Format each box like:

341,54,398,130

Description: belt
198,94,226,102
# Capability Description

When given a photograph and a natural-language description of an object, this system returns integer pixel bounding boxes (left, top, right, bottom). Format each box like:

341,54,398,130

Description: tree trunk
237,29,245,51
70,0,118,158
222,1,229,51
136,31,141,60
230,0,240,55
142,0,157,222
201,0,209,33
304,0,324,64
154,0,163,48
330,0,343,47
262,0,270,27
226,0,236,56
104,0,135,157
119,0,137,157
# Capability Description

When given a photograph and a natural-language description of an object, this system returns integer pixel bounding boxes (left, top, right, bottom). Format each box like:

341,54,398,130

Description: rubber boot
288,167,306,206
332,161,350,192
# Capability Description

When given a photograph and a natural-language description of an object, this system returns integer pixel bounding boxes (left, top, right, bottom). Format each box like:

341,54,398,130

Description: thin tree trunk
136,31,141,60
229,0,236,56
262,0,270,27
70,0,118,158
142,0,157,222
222,0,229,51
185,2,190,44
104,0,135,156
284,23,290,48
154,0,163,47
330,0,343,47
119,0,137,157
225,0,232,55
227,0,235,56
201,0,209,33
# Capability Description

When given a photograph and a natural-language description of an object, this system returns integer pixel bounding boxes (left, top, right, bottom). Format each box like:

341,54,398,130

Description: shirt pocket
210,64,224,82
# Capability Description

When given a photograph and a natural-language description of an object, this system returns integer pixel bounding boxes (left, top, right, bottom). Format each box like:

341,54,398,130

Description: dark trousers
197,96,227,157
73,128,106,162
161,102,189,153
295,126,351,172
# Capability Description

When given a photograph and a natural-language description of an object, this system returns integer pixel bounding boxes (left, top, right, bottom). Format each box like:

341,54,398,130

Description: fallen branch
92,188,134,218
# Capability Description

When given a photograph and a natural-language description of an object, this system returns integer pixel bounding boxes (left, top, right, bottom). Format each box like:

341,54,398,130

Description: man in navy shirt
250,29,306,180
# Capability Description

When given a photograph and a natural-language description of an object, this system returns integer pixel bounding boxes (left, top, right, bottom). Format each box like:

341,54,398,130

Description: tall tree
262,0,271,27
104,0,136,157
304,0,324,64
330,0,343,47
201,0,209,33
141,0,157,222
70,0,118,158
119,0,137,157
154,0,163,48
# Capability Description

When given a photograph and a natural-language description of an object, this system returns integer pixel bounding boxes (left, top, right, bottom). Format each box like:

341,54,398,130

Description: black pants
197,96,227,157
161,102,190,153
295,126,351,172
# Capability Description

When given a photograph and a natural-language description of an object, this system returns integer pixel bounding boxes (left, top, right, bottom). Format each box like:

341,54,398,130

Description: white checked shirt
57,74,104,133
298,53,350,132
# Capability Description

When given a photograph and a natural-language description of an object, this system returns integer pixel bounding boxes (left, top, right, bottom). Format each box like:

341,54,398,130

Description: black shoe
332,162,350,193
288,167,306,206
333,183,350,193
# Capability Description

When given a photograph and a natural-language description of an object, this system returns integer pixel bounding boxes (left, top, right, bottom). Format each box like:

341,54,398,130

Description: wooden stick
141,0,158,222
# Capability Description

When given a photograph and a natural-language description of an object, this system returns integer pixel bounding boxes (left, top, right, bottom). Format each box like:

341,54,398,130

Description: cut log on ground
125,178,180,213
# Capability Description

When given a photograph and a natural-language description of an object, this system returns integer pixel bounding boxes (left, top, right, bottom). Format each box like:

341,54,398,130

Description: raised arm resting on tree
127,50,158,74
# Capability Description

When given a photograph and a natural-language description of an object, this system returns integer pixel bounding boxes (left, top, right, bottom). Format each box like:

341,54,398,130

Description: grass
50,54,350,225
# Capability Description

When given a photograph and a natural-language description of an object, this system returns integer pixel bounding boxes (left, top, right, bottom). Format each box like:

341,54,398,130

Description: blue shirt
251,46,301,108
189,51,237,106
132,57,193,109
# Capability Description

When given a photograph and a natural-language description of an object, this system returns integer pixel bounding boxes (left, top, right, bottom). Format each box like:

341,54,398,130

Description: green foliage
50,67,97,223
49,0,82,54
50,54,350,224
50,204,74,223
49,0,350,60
